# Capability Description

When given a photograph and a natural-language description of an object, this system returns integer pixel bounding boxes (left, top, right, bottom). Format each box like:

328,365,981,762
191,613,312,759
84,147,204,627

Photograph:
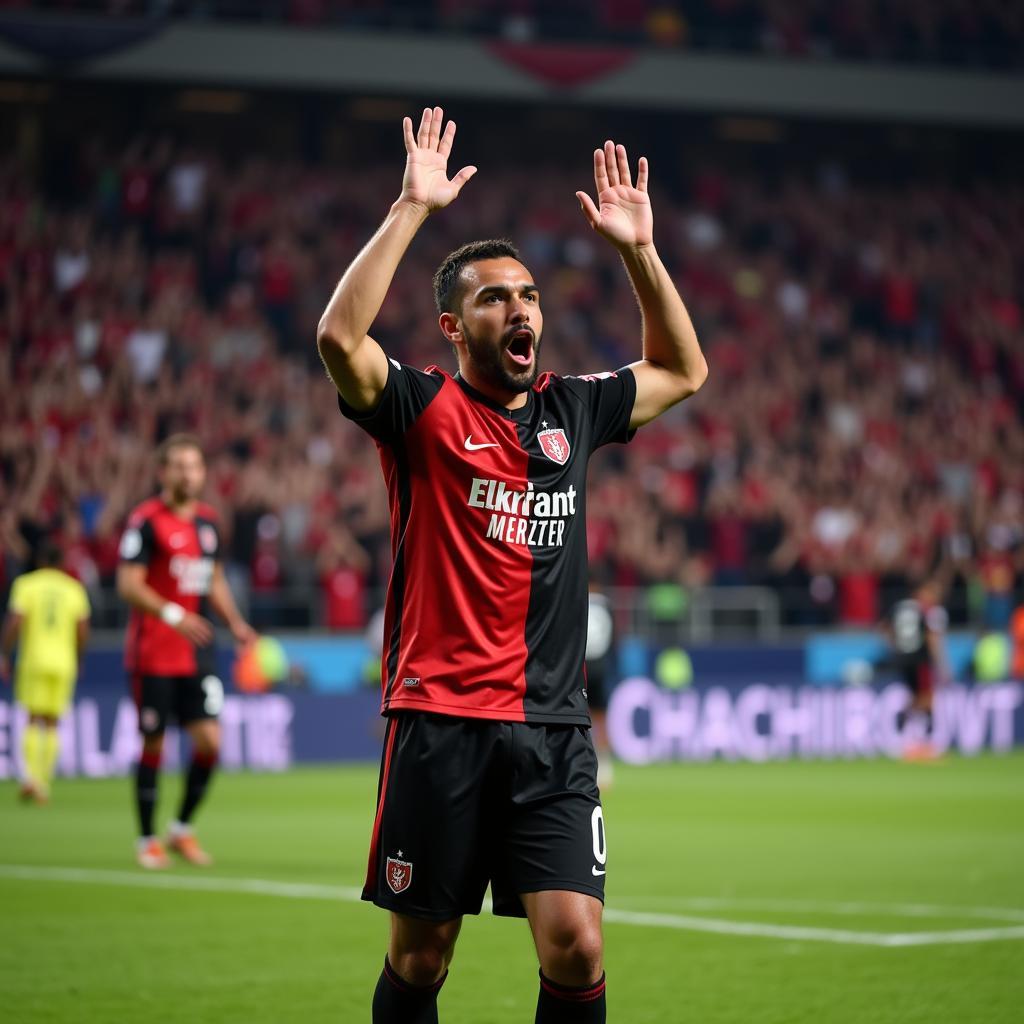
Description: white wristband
160,602,186,627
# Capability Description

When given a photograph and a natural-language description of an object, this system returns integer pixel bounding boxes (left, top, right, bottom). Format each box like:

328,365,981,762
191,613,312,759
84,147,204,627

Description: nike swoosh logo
464,436,500,451
592,867,606,876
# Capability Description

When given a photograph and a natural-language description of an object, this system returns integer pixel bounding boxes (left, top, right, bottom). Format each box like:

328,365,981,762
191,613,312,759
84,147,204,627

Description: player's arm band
160,602,186,627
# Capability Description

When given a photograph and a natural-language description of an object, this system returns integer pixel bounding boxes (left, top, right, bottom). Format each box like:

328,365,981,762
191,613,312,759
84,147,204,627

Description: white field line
2,864,1023,948
600,908,1024,947
627,896,1024,924
0,864,363,902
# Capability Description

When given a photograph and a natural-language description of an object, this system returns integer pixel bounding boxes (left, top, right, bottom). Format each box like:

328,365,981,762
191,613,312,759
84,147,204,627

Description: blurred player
117,434,255,869
0,541,90,804
1011,602,1024,682
886,580,948,759
318,106,708,1023
586,584,616,789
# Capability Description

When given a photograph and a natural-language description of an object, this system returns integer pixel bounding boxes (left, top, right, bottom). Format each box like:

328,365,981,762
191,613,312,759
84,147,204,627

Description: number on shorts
591,805,607,865
201,675,224,716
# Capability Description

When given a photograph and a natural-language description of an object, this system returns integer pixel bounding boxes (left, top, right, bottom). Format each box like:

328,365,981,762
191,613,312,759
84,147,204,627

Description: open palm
401,106,477,213
576,141,653,249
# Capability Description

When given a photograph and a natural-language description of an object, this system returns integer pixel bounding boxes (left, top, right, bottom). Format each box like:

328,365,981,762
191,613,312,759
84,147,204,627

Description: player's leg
373,913,461,1023
365,714,495,1021
15,676,41,800
18,672,67,804
178,717,220,826
133,674,171,868
524,890,606,1022
30,713,60,803
915,664,935,735
907,663,937,759
895,659,916,734
899,662,936,759
497,723,608,1022
32,673,74,801
20,712,47,802
19,708,42,800
165,672,223,864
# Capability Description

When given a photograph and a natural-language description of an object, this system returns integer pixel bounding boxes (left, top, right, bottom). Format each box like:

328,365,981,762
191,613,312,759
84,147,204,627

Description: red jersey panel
120,497,220,676
340,360,635,725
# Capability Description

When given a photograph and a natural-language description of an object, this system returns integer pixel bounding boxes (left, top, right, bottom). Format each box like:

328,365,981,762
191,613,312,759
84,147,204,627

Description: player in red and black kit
885,580,948,759
117,435,255,869
318,108,708,1023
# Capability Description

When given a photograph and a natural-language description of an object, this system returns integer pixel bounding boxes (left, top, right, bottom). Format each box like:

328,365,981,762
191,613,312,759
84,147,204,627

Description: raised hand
576,141,653,250
400,106,477,214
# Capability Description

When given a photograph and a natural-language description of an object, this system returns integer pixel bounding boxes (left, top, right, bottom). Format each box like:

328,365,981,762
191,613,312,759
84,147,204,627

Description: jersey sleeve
75,581,92,621
119,515,156,566
564,368,637,451
7,575,26,614
336,359,443,444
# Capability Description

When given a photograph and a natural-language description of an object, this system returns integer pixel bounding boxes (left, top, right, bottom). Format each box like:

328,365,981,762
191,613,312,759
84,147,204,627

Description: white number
201,675,224,716
894,605,920,653
119,528,142,559
591,805,607,865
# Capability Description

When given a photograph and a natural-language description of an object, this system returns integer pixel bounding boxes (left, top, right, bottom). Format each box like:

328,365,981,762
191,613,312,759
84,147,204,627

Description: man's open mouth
506,328,534,367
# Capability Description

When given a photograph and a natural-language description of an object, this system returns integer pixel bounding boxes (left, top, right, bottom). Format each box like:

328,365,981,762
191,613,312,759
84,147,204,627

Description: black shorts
897,657,934,698
363,713,607,921
132,673,225,735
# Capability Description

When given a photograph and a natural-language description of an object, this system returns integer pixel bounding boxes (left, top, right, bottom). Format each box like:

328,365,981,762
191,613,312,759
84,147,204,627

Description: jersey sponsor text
468,477,577,549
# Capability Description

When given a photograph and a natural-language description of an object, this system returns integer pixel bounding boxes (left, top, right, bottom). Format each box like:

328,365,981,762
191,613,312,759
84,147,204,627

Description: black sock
536,970,606,1024
135,753,160,837
372,956,446,1024
177,752,217,825
896,709,908,732
923,711,934,736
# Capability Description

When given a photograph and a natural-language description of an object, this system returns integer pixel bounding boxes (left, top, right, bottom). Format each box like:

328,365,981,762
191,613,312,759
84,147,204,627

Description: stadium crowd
1,134,1022,630
3,0,1022,72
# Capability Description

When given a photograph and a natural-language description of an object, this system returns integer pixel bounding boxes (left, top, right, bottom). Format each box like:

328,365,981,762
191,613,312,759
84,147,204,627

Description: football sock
22,723,43,788
135,748,162,837
536,970,606,1023
39,726,60,791
177,750,218,825
372,956,446,1024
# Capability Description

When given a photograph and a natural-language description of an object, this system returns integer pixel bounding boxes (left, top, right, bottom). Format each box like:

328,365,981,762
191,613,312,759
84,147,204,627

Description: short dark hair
39,540,63,568
433,239,522,315
157,433,204,466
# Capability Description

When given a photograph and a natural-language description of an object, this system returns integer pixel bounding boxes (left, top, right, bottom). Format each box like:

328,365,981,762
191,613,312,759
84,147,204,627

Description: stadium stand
1,104,1022,631
3,0,1022,71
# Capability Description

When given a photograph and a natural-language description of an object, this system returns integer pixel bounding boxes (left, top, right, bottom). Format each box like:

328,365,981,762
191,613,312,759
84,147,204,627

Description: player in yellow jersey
1,542,91,804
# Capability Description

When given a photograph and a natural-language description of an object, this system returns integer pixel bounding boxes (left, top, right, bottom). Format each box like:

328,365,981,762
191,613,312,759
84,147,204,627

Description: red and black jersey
119,497,221,676
339,360,636,725
890,598,947,665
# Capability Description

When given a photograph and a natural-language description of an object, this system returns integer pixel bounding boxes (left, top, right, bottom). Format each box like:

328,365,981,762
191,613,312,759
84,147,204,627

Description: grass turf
2,754,1023,1023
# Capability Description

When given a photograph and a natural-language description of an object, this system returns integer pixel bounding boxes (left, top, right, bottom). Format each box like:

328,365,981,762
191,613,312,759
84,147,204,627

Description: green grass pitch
3,754,1023,1023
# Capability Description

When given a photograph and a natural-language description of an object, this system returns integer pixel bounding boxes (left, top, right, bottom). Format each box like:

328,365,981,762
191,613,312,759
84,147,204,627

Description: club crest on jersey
198,525,218,554
538,428,570,465
386,856,413,894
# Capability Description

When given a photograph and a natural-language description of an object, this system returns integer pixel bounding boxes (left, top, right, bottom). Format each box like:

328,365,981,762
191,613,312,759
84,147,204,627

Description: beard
463,323,541,394
167,480,199,504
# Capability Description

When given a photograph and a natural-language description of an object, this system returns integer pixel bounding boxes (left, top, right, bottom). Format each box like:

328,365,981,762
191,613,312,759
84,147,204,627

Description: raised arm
317,106,477,412
576,141,708,428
